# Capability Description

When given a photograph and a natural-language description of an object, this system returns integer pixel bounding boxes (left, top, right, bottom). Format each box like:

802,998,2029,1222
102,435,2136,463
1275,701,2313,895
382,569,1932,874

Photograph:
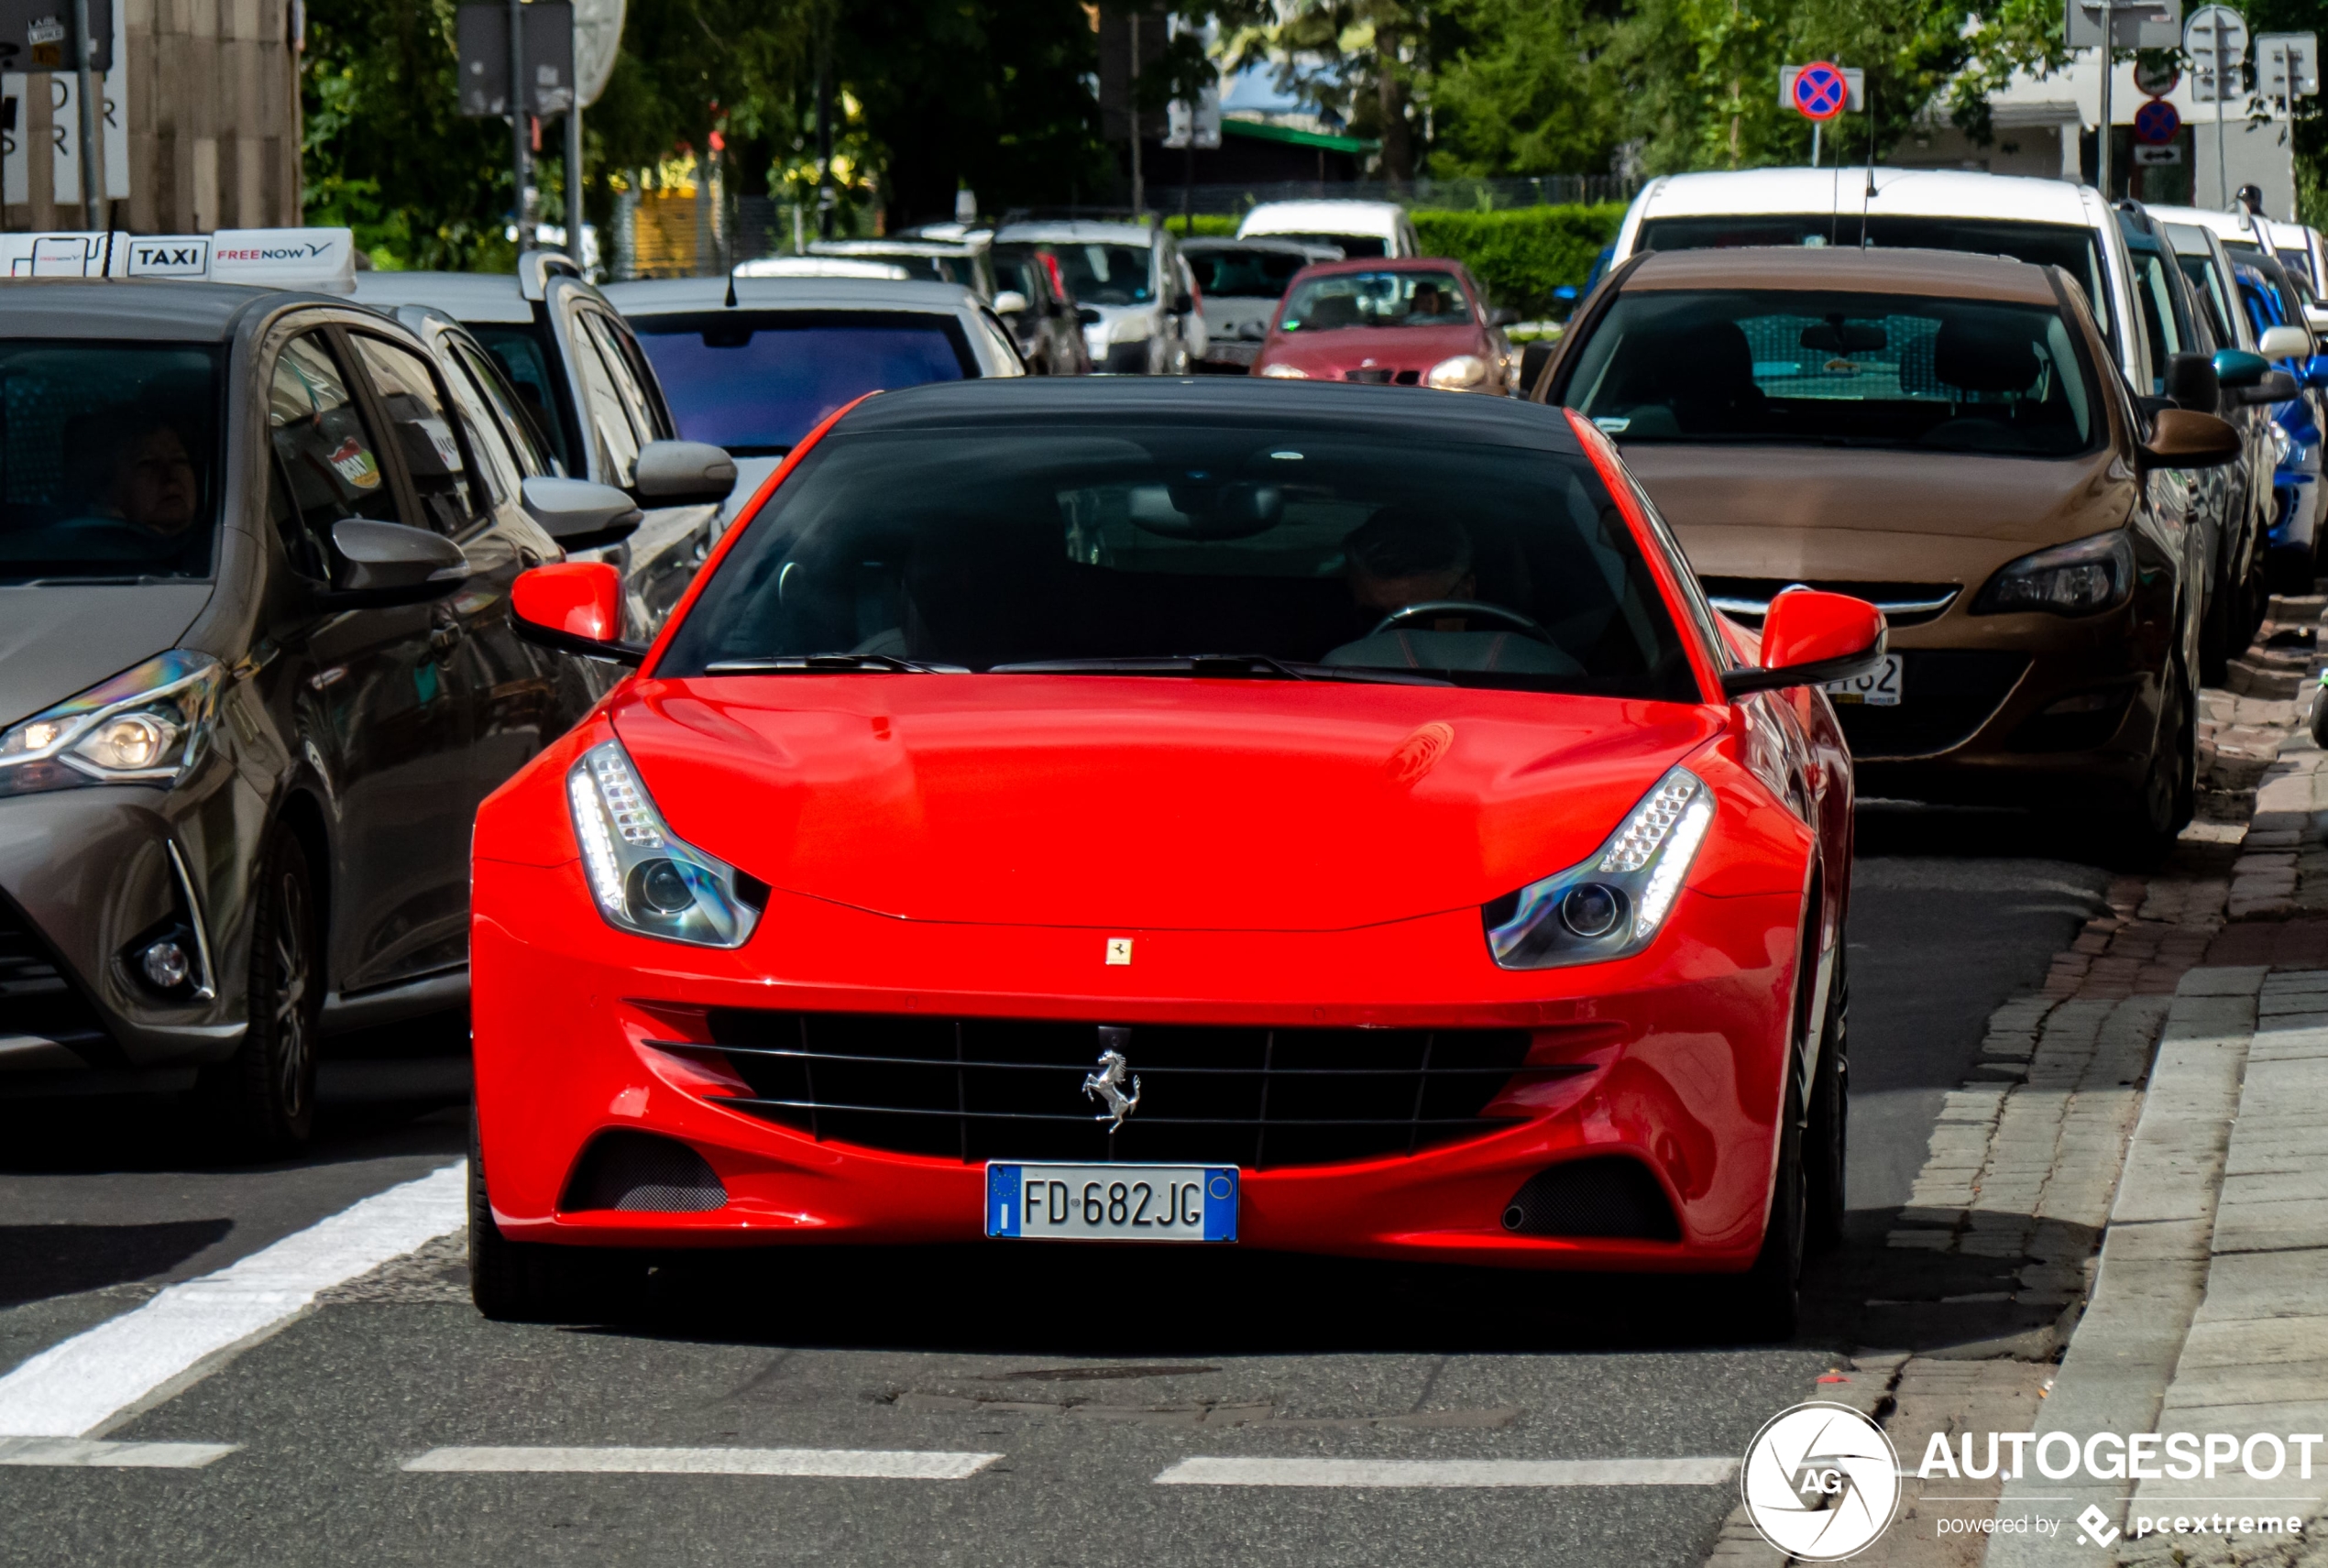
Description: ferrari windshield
1561,290,2099,455
1280,270,1471,331
659,421,1697,700
0,344,221,583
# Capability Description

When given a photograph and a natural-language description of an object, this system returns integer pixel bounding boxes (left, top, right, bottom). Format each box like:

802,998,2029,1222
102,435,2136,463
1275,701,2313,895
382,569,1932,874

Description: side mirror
521,476,643,552
511,561,647,665
2167,351,2222,411
1520,340,1557,400
2139,408,2245,470
2260,323,2313,360
327,518,467,602
1719,589,1886,700
993,290,1029,315
633,439,739,507
1553,285,1580,302
2244,368,2301,405
2305,353,2328,390
1170,291,1195,315
1076,306,1104,327
2214,347,2270,389
1488,305,1520,328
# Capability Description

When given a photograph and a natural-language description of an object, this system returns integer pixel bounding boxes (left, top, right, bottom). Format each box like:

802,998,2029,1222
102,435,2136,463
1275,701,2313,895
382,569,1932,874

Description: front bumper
472,857,1803,1273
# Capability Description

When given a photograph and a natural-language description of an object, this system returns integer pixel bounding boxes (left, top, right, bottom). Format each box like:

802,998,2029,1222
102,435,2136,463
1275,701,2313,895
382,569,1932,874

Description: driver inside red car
1323,508,1579,674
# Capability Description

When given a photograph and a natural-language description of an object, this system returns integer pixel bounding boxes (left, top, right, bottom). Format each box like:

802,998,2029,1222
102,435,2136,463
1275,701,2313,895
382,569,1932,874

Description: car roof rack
0,228,358,293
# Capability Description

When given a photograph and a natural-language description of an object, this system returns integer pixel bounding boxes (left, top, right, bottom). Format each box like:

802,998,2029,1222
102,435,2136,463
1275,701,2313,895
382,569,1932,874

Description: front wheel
1805,950,1849,1255
197,824,320,1155
1724,1069,1806,1343
469,1111,641,1322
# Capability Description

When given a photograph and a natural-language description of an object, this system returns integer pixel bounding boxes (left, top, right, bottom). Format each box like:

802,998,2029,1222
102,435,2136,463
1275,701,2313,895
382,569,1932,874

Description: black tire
2105,662,2195,862
2268,544,2316,597
2200,578,2233,687
469,1110,639,1322
1726,1068,1806,1343
1805,949,1849,1255
199,824,320,1155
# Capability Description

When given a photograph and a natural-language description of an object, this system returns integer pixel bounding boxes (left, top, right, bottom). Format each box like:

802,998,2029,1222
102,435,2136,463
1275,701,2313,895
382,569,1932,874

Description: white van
1237,200,1421,260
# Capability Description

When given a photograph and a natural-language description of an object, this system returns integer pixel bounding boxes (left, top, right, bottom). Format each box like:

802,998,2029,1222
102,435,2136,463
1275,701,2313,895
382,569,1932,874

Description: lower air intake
560,1131,728,1213
1501,1157,1680,1241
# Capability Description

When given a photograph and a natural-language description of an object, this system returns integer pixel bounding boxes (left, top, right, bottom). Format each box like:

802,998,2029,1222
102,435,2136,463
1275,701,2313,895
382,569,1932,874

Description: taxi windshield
1280,270,1470,331
0,344,221,583
1561,290,2099,455
657,421,1698,701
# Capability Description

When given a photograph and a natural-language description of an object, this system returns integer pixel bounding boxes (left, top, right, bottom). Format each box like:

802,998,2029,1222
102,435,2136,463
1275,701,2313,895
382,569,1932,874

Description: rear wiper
703,653,967,674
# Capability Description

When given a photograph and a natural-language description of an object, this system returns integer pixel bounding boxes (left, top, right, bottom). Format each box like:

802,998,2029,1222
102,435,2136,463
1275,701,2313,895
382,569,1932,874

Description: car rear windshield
1047,245,1153,306
1280,270,1470,332
629,311,973,455
0,344,221,583
657,420,1699,701
1256,231,1386,258
1187,248,1312,299
1636,216,2114,342
1560,289,2098,456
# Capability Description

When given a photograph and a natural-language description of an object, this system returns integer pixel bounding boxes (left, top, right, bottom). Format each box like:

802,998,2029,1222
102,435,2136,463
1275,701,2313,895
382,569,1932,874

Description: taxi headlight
1425,354,1491,391
0,652,222,797
566,738,763,948
1258,363,1309,379
1482,768,1714,969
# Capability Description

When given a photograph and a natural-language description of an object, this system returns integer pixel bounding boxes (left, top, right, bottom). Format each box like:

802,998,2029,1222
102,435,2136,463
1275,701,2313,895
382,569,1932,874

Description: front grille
1834,650,2029,759
687,1010,1553,1168
0,893,110,1049
1344,367,1421,385
1702,577,1961,629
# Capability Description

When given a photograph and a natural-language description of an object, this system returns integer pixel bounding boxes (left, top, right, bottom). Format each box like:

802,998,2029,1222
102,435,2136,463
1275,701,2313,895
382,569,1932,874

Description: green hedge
1412,204,1627,319
1169,203,1625,318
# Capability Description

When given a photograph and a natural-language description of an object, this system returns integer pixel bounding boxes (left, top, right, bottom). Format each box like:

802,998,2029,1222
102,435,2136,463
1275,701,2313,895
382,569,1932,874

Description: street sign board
2259,32,2321,100
2186,5,2250,103
2134,98,2182,144
1778,64,1863,114
456,3,575,117
2067,0,2182,49
0,0,112,72
1791,60,1849,120
2135,144,2184,165
2135,60,2181,95
572,0,622,108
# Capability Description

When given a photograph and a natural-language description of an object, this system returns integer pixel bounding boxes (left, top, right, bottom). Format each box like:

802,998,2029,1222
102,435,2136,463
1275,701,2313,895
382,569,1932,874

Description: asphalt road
0,809,2112,1568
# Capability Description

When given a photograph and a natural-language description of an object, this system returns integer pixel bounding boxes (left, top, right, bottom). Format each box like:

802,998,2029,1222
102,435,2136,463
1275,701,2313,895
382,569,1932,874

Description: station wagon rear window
0,344,220,582
1560,290,2098,456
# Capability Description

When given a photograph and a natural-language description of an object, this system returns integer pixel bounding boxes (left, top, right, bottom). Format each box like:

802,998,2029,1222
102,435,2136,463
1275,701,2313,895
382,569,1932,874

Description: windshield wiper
703,653,967,674
988,655,1448,685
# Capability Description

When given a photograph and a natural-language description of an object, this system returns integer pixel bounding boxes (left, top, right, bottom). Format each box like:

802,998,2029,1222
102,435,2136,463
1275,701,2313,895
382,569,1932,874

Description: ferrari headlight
566,738,763,948
0,651,222,798
1483,767,1714,970
1258,363,1309,379
1971,530,2135,617
1425,354,1491,391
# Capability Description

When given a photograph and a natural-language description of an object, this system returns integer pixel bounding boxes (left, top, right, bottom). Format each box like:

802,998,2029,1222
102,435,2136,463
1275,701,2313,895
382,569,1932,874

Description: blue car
2232,258,2328,587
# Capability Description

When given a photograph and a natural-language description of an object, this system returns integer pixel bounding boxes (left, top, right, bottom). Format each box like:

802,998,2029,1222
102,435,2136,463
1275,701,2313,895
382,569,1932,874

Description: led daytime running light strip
1598,773,1700,872
568,768,627,914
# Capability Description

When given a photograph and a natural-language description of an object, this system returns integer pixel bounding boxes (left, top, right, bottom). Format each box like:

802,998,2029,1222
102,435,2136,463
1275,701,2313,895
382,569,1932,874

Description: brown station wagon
1535,247,2242,846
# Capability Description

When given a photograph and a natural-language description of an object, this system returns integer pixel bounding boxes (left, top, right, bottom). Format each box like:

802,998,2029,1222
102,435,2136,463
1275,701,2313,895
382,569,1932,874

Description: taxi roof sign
0,228,357,293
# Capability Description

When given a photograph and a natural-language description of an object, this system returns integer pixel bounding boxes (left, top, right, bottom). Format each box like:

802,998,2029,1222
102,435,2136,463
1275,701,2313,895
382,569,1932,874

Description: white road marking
0,1162,467,1439
403,1446,1003,1480
0,1437,238,1468
1154,1456,1738,1488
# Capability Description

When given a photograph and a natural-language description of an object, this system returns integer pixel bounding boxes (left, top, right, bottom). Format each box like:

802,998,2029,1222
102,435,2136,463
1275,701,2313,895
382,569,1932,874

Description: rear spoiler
0,228,357,293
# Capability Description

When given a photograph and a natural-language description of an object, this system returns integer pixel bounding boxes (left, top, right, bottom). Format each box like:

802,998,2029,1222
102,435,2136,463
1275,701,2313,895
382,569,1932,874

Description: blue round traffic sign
1793,61,1848,121
2134,98,2182,146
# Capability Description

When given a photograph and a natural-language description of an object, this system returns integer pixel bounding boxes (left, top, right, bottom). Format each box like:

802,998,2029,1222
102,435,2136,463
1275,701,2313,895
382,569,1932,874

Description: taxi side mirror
634,439,739,508
1720,589,1886,700
522,476,642,551
511,561,648,665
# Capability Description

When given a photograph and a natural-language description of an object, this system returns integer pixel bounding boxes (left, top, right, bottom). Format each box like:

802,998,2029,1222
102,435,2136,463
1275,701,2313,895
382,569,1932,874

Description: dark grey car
0,280,675,1148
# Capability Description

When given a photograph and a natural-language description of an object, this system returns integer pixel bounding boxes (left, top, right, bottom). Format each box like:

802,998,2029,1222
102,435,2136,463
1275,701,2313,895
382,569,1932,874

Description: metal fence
606,174,1639,280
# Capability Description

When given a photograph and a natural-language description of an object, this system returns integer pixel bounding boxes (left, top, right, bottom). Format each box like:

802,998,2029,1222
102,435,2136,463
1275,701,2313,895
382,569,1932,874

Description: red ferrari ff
469,378,1883,1338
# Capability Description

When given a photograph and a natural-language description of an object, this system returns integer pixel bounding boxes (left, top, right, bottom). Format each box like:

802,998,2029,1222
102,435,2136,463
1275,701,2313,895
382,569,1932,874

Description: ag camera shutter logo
1741,1401,1903,1560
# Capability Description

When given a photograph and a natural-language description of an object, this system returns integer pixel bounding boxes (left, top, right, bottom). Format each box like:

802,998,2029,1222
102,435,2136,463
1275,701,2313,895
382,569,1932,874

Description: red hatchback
1253,257,1518,394
468,378,1883,1338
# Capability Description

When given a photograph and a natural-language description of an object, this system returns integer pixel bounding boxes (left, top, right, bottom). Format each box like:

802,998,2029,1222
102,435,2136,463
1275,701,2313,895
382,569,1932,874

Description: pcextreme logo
1741,1402,1903,1561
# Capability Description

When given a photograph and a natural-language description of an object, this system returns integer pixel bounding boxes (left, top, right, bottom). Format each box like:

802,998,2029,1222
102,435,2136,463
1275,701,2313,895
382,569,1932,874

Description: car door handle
428,620,467,655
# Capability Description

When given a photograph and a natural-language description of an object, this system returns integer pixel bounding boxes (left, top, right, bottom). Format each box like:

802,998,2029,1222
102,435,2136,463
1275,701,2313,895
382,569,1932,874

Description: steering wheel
1370,599,1555,642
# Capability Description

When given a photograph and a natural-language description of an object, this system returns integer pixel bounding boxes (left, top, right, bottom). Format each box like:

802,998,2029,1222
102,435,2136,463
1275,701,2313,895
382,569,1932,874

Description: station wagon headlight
1258,363,1309,379
1482,768,1714,970
1425,354,1491,391
0,652,222,797
1971,530,2135,617
566,738,763,948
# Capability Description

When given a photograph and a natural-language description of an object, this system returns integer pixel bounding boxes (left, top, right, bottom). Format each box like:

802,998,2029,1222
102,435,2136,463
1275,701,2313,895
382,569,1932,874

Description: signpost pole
2099,31,2113,198
566,103,583,261
1811,123,1821,168
508,0,529,252
69,0,100,228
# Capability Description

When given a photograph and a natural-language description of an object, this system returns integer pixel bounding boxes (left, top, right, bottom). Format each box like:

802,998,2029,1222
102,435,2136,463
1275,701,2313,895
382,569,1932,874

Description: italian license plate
986,1163,1237,1243
1825,654,1903,707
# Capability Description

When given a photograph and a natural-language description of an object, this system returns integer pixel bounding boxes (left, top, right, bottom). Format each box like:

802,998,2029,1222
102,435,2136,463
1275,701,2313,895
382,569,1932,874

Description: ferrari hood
610,677,1722,931
1616,443,2133,582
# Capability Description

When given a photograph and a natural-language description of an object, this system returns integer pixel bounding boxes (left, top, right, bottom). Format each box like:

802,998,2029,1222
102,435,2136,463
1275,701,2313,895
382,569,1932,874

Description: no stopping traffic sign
2134,97,2182,145
1793,60,1848,120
